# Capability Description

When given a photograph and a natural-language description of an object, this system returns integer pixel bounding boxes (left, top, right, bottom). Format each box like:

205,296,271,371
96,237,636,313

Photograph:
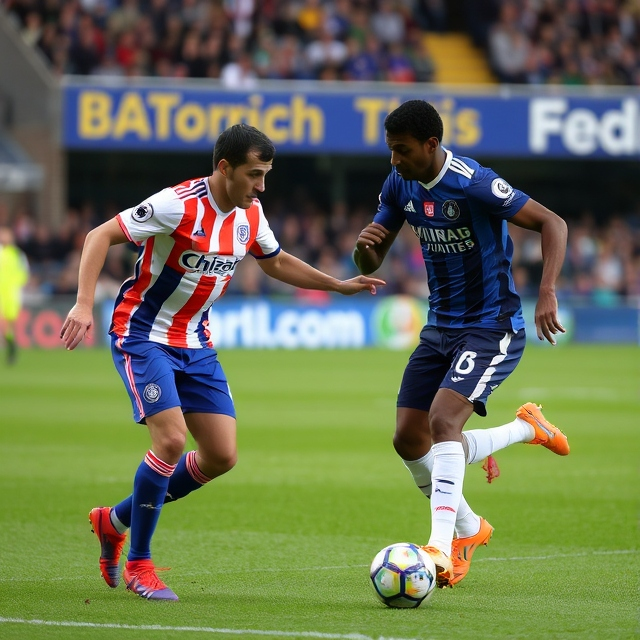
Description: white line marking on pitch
0,619,418,640
0,549,633,583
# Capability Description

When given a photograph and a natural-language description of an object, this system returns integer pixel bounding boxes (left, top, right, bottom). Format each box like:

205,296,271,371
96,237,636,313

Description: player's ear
216,159,230,177
425,137,439,153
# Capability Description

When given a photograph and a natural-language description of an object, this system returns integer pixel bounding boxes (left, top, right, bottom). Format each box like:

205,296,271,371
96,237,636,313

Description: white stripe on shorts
468,332,512,402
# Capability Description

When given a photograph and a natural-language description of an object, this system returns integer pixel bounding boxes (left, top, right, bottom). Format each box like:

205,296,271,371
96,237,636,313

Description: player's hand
335,275,386,296
60,303,94,350
534,289,565,345
355,222,390,251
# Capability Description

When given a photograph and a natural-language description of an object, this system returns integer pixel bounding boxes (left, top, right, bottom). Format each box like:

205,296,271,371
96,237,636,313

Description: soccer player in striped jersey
60,124,384,601
353,100,569,588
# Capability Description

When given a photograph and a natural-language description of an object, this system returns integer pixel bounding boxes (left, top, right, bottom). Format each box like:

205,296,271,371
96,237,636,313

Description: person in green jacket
0,227,29,364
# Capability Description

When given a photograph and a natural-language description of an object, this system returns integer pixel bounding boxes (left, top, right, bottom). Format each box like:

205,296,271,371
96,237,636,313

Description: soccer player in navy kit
353,100,570,588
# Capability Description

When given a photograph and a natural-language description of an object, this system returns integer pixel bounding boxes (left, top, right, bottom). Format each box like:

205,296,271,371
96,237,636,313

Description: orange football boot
89,507,127,588
124,559,178,600
421,546,454,588
517,403,570,455
450,517,494,585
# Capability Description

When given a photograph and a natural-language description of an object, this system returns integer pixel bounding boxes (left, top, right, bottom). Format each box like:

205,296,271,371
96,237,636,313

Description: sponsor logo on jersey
491,178,514,199
404,200,416,213
179,251,239,276
424,202,435,217
442,200,460,221
451,376,464,382
192,227,206,237
132,202,154,223
237,224,250,244
410,225,475,254
143,383,162,403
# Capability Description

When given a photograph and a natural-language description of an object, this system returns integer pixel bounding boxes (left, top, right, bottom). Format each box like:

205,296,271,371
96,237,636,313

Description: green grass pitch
0,344,637,639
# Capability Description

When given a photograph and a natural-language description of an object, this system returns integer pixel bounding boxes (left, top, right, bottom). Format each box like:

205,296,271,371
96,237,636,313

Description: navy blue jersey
374,149,529,331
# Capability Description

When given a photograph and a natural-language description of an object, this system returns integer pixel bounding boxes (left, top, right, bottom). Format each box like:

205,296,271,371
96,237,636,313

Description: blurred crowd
2,0,438,83
3,0,639,86
485,0,640,86
1,196,638,306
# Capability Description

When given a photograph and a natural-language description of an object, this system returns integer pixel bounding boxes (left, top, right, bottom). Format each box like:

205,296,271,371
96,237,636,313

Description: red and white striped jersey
111,176,280,348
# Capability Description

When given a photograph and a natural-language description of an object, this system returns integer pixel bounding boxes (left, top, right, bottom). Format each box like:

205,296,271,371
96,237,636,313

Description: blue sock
127,451,176,561
114,451,209,529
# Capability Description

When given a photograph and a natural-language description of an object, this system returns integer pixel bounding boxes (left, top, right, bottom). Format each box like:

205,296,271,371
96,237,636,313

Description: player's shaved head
384,100,443,143
213,124,276,170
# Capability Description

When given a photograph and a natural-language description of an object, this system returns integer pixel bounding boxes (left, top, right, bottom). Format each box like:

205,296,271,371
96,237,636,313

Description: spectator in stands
69,14,104,75
488,2,530,83
406,27,435,82
296,0,325,42
384,41,417,82
178,29,207,77
20,10,43,47
305,24,348,78
342,34,383,81
370,0,407,46
225,0,255,40
325,0,352,42
220,50,259,87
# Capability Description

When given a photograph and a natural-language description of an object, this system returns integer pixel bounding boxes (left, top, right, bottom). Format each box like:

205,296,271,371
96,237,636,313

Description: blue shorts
397,326,526,417
111,335,236,424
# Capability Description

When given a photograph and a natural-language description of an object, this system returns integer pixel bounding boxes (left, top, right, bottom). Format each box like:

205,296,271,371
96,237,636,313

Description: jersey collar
418,147,452,191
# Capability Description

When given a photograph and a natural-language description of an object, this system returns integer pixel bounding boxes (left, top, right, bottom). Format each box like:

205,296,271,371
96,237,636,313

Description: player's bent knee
392,430,429,460
427,413,460,442
199,449,237,478
154,433,188,463
215,450,237,473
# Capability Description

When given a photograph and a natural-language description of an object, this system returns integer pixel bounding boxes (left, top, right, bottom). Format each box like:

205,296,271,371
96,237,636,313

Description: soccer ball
369,542,437,608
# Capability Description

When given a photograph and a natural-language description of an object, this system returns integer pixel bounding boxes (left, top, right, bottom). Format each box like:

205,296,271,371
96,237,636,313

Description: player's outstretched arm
509,199,568,345
353,222,397,275
60,218,129,350
257,250,385,296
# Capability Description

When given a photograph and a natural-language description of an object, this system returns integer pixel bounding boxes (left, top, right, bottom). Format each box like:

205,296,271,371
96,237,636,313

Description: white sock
426,441,466,556
402,450,434,498
403,450,480,538
463,418,535,465
455,503,481,538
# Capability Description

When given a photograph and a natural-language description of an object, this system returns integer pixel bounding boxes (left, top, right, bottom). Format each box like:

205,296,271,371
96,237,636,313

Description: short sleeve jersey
112,176,280,348
374,149,529,331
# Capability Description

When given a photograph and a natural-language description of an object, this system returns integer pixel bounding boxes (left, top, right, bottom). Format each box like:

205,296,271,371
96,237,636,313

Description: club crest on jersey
424,202,435,217
179,251,239,276
236,224,250,244
442,200,460,221
491,178,514,199
132,202,154,223
143,383,161,403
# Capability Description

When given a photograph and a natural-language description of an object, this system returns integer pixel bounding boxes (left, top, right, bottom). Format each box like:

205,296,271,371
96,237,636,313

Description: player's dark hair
384,100,443,143
213,123,275,170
